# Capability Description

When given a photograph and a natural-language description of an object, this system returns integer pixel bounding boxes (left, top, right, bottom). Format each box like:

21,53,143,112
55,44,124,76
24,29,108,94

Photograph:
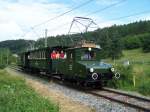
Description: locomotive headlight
88,47,92,51
90,68,94,72
111,67,115,72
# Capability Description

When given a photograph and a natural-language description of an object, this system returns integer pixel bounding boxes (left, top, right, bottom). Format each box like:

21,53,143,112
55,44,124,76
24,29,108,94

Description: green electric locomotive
20,41,115,87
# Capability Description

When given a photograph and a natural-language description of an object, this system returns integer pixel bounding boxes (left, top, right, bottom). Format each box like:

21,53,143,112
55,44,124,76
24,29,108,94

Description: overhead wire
32,0,95,28
22,0,126,38
21,0,95,38
21,0,150,39
85,0,127,17
46,0,126,33
96,9,150,26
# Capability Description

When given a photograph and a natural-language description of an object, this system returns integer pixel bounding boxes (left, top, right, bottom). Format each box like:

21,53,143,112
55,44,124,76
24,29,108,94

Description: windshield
81,50,96,60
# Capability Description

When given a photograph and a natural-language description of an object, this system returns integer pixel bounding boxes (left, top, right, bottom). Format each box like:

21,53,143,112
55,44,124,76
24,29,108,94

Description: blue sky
0,0,150,41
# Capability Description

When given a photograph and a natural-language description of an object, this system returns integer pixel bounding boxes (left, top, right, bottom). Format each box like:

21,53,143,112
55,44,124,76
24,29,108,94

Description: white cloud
1,0,147,42
0,0,72,41
0,21,23,40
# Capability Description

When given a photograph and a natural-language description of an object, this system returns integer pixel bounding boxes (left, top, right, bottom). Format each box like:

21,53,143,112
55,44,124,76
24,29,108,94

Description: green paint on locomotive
19,46,114,83
52,47,114,81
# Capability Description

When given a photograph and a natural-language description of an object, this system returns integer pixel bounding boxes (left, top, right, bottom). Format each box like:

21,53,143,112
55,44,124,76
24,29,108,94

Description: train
19,41,116,87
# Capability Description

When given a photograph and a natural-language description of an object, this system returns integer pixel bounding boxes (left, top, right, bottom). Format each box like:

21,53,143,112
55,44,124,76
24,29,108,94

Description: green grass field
0,70,59,112
106,49,150,96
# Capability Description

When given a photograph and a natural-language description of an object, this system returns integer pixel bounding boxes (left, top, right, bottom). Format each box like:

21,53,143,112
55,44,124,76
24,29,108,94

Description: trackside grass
106,49,150,96
0,70,59,112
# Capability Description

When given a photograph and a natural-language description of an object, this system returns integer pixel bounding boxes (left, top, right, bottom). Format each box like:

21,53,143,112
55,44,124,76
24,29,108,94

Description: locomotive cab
60,42,115,85
75,46,114,85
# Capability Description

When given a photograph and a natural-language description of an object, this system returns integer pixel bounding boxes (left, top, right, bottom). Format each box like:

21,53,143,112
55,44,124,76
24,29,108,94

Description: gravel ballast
48,82,138,112
7,68,142,112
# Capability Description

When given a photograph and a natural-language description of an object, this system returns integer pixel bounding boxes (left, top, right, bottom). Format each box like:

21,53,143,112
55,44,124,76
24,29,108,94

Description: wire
21,0,95,38
45,0,126,33
107,10,150,21
97,10,150,25
85,0,127,17
44,0,126,31
32,0,95,28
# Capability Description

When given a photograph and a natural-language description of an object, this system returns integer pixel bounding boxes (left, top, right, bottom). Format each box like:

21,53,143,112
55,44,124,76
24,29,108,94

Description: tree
141,34,150,52
109,30,123,59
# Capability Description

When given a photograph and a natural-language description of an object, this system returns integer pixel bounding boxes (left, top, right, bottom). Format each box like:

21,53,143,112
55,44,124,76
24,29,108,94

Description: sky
0,0,150,41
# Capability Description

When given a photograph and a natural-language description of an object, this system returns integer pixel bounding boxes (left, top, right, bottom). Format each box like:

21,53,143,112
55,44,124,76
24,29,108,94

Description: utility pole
45,29,48,47
0,53,2,65
6,49,9,65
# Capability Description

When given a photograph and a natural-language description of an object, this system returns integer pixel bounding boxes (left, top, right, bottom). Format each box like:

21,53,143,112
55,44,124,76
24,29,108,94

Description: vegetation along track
85,88,150,112
10,65,150,112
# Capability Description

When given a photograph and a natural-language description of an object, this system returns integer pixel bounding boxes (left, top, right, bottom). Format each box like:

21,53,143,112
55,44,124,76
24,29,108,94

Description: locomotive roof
67,46,101,50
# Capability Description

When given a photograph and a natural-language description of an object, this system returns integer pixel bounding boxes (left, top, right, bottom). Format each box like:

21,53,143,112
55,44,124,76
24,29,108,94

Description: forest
0,20,150,59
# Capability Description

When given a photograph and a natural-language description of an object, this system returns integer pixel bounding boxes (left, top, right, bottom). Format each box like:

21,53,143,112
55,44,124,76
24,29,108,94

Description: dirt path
6,68,95,112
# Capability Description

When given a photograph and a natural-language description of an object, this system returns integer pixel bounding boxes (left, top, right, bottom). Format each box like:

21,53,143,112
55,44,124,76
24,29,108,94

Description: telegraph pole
45,29,48,47
0,53,2,65
6,49,9,65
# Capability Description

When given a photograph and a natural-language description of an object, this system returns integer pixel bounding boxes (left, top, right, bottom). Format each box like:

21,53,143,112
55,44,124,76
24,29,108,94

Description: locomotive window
81,50,96,60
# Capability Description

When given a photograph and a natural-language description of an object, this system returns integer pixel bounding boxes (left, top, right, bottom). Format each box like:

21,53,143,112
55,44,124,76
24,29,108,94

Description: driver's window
81,50,96,60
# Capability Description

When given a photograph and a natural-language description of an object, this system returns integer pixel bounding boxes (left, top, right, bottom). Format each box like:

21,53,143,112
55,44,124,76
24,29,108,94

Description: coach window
32,53,34,59
33,53,35,59
41,51,43,59
44,51,45,59
38,52,40,59
35,52,37,59
43,51,46,59
37,52,38,59
43,51,44,59
40,51,42,59
35,52,36,59
39,52,41,59
42,51,44,59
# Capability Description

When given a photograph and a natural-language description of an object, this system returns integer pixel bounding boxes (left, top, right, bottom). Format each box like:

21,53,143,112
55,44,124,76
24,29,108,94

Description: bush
122,35,141,49
0,64,6,69
140,35,150,52
138,79,150,96
107,65,133,89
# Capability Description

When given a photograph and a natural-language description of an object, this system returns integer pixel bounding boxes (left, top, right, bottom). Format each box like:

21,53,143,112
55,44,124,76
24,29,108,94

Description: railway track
9,66,150,112
86,89,150,112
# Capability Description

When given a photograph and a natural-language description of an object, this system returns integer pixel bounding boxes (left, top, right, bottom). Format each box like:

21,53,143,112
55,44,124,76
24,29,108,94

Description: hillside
0,39,35,53
106,49,150,64
0,20,150,55
106,49,150,95
106,49,150,76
